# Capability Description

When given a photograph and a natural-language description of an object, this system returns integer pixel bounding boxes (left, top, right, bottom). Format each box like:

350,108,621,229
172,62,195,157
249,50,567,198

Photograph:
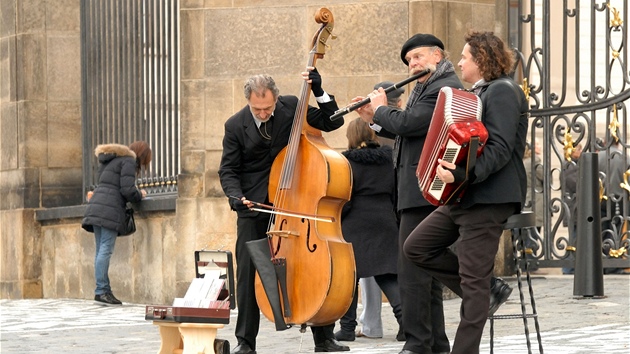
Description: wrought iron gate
508,0,629,271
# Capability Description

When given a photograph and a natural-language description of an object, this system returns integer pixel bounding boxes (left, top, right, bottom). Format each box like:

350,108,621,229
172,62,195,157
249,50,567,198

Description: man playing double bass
218,70,350,354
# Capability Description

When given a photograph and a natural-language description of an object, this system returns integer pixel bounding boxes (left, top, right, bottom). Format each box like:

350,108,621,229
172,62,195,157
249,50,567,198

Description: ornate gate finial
607,3,623,28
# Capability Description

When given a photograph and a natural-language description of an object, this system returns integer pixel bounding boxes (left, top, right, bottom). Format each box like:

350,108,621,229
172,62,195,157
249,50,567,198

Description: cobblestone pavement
1,275,628,353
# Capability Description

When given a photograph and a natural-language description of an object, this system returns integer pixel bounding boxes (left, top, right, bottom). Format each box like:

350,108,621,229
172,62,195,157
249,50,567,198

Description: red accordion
416,86,487,206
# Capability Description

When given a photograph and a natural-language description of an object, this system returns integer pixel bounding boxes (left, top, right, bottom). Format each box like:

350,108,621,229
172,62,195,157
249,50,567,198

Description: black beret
374,81,405,100
400,33,445,65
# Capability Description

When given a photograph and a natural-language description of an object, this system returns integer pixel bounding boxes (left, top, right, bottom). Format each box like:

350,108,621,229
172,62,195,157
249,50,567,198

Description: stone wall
1,0,506,302
38,210,179,304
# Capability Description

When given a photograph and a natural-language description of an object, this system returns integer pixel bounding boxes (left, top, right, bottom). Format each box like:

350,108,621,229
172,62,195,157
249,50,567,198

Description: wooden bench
153,321,224,354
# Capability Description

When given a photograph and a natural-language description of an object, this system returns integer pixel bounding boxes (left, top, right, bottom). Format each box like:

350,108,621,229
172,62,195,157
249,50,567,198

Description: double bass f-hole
271,218,317,256
271,219,288,257
304,218,317,253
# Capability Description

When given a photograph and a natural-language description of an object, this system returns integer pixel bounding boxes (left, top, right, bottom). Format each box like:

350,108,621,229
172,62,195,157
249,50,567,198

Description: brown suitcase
145,305,230,324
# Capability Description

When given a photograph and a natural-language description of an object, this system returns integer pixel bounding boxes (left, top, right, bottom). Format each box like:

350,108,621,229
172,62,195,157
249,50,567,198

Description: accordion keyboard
416,86,486,206
429,140,462,193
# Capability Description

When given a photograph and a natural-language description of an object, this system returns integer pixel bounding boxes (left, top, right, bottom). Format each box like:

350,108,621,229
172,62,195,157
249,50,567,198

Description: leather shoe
314,338,350,352
398,350,420,354
489,277,512,315
334,329,355,341
231,343,256,354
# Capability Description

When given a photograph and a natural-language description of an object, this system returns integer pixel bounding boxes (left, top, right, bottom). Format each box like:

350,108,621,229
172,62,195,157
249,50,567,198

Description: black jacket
82,144,143,235
460,76,529,209
218,95,342,217
341,145,398,278
373,71,464,211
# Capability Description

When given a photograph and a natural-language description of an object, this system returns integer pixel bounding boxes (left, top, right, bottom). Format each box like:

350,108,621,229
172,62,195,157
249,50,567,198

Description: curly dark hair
464,31,515,82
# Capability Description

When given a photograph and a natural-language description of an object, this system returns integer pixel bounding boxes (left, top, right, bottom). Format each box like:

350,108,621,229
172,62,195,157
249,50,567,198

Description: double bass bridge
266,230,299,238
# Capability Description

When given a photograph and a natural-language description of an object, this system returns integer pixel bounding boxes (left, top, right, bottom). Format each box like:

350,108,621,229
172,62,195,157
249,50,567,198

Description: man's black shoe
314,339,350,352
398,350,420,354
231,343,256,354
94,293,122,306
334,329,355,341
489,277,512,315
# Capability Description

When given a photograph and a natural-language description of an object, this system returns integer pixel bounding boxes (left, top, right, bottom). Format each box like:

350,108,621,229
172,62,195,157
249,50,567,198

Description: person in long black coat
354,33,461,354
82,141,151,306
218,71,349,354
333,117,402,341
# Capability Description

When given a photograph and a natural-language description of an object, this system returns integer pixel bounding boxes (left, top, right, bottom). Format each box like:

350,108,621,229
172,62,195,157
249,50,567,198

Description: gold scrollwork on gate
607,3,623,28
563,131,576,162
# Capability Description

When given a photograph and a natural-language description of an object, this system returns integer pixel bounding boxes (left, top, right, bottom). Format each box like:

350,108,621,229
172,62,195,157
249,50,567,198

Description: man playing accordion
403,31,530,354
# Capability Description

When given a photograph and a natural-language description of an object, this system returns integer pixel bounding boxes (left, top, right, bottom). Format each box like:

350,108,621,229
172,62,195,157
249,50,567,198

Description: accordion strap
443,136,480,204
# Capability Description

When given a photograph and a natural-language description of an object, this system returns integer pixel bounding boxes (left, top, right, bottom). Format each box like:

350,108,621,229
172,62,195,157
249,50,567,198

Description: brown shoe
356,330,381,339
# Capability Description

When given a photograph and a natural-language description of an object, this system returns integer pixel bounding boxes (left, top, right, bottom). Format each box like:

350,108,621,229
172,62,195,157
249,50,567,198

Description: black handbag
120,206,136,236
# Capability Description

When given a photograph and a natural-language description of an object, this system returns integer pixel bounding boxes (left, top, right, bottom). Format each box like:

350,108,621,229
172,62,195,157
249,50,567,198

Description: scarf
392,59,455,167
405,59,455,110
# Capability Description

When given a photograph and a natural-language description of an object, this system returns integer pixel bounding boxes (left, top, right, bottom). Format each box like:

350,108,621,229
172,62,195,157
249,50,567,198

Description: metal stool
489,211,543,353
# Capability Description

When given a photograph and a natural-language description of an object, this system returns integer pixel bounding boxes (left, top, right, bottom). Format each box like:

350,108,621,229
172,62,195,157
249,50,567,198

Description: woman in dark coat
334,118,402,341
82,141,151,305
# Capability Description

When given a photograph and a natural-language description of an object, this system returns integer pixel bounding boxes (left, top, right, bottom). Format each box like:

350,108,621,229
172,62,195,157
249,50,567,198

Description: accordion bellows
416,86,486,206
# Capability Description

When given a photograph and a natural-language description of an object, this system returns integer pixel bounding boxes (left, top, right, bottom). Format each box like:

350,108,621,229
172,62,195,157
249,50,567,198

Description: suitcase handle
153,308,166,319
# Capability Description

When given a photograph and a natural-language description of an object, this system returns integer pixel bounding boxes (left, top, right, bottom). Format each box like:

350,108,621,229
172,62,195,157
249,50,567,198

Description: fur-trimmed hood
342,145,393,165
95,144,136,164
95,144,136,158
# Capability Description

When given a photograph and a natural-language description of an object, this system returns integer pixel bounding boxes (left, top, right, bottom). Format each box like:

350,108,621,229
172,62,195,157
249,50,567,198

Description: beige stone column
0,0,82,298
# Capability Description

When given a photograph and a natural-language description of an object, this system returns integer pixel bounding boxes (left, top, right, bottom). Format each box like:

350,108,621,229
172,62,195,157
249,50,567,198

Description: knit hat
374,81,405,100
400,33,445,65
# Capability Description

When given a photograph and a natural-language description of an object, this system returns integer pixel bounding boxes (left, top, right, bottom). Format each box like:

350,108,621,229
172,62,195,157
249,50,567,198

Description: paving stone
1,275,628,353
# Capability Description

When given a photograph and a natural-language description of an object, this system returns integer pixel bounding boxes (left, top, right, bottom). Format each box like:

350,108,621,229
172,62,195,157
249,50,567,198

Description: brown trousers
403,203,517,354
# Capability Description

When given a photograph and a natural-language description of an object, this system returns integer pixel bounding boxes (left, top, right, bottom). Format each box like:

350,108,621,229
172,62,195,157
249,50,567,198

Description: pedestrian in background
334,117,403,342
82,141,151,306
523,139,544,270
355,80,406,340
562,143,582,275
598,138,630,274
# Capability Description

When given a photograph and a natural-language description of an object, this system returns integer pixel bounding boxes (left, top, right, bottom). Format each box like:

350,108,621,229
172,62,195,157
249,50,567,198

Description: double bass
254,8,356,327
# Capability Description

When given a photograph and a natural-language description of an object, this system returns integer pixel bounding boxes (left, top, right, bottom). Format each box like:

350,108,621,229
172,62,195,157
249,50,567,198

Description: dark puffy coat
82,144,143,236
341,145,398,278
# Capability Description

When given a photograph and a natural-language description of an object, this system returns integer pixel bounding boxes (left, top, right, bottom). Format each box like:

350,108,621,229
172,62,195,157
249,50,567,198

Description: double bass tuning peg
325,37,337,51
